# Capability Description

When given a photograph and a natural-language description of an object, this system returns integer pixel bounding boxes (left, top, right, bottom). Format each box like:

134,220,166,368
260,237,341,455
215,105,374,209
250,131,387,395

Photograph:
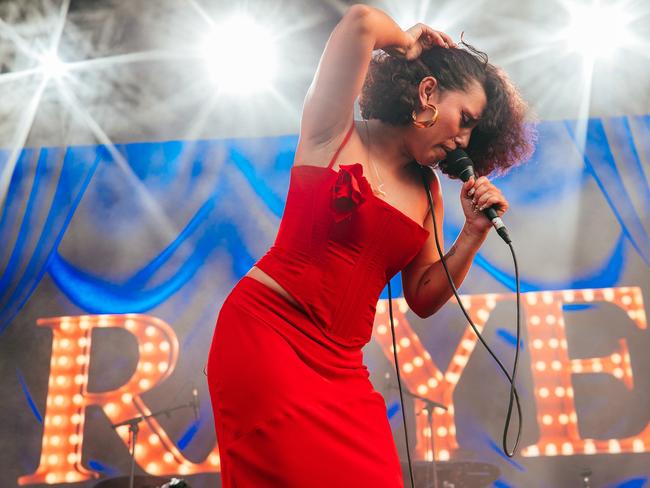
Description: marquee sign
18,287,648,484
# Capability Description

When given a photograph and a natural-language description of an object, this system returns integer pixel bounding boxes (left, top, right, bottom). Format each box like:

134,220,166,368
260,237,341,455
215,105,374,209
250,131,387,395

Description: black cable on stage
387,164,523,482
387,280,416,488
503,240,522,456
418,166,523,457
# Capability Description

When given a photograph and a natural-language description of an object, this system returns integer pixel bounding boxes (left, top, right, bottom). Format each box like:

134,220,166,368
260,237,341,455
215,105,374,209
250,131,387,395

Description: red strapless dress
207,124,430,487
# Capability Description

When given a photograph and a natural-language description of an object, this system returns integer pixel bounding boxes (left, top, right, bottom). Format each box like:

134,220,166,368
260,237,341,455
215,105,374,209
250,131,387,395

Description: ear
417,76,438,108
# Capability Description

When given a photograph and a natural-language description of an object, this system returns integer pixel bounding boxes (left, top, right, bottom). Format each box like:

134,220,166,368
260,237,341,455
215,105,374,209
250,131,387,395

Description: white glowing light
564,1,633,60
545,443,558,456
209,453,221,466
524,446,539,456
202,14,278,94
39,51,67,80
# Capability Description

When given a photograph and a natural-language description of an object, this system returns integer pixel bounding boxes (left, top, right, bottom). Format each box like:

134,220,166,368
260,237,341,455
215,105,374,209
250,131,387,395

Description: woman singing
207,4,533,487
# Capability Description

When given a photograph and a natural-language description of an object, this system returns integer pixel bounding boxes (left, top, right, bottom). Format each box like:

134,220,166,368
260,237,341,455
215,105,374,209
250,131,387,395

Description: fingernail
478,206,485,211
468,188,475,197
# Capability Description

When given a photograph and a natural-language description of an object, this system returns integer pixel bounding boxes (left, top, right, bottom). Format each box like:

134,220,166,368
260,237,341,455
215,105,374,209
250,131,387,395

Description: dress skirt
207,276,403,487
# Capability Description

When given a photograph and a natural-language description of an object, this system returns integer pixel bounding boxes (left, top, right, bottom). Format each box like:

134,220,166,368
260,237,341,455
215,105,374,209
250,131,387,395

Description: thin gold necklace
364,119,387,198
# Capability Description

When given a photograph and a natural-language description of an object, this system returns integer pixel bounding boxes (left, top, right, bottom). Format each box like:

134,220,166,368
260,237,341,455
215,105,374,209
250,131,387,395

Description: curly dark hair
359,44,536,177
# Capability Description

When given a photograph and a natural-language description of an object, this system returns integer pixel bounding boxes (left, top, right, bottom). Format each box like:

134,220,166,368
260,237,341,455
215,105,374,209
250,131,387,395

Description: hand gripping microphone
444,148,512,244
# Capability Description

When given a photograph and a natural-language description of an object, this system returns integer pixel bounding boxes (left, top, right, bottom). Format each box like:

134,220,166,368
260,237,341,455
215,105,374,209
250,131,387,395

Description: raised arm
297,5,453,153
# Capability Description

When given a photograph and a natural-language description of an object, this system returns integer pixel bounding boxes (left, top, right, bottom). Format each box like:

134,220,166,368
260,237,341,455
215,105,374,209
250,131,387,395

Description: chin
422,155,442,168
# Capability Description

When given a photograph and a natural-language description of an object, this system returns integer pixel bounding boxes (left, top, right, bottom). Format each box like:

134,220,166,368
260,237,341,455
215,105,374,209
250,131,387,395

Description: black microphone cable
417,165,523,457
387,279,416,488
387,164,523,486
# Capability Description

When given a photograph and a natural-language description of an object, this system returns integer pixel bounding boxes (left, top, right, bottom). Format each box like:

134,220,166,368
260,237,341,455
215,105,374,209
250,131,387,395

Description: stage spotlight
564,0,633,60
39,51,67,80
202,14,278,94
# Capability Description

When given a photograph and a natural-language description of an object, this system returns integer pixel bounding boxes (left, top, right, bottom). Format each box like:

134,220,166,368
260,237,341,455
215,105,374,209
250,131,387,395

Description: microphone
443,149,512,244
191,388,199,421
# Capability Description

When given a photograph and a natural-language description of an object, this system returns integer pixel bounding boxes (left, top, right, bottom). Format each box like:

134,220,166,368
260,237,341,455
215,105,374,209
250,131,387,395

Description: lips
435,146,448,159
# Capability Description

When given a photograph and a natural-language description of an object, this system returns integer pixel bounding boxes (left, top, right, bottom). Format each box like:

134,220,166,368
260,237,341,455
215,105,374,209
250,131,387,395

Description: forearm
413,225,489,318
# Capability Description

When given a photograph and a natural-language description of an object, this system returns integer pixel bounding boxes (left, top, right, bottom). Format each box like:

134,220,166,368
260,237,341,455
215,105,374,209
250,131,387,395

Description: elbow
342,4,374,32
406,295,433,319
407,294,445,319
412,307,430,320
404,285,428,319
412,304,439,320
346,4,373,19
403,270,447,318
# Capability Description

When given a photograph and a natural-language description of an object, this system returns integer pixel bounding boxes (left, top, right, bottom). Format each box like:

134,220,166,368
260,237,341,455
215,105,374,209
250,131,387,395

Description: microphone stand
111,398,198,488
386,375,447,488
405,390,447,488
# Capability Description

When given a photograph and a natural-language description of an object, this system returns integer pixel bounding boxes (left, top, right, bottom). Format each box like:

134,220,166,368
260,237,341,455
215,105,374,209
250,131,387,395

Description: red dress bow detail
331,164,372,222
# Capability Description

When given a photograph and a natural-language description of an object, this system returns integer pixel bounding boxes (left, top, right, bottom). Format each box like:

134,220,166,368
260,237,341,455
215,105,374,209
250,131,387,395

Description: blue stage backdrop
1,115,649,488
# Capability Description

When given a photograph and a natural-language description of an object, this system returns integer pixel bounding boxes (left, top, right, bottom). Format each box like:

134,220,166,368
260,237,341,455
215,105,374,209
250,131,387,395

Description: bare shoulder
404,163,442,221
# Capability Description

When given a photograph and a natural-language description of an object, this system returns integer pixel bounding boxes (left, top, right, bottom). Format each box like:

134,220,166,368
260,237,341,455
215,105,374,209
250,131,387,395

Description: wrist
460,222,490,244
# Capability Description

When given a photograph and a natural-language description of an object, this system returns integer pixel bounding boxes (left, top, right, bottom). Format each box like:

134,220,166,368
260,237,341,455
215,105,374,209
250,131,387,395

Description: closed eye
461,112,479,128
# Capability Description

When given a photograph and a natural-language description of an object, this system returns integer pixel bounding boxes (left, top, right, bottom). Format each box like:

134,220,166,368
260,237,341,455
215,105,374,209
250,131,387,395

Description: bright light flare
564,1,634,60
39,51,68,80
202,14,278,94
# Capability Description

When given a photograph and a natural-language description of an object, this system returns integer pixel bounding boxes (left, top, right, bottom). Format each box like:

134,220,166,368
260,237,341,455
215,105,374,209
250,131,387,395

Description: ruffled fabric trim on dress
330,163,372,222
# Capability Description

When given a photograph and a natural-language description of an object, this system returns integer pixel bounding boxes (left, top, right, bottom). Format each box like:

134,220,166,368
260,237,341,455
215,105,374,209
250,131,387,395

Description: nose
454,132,471,149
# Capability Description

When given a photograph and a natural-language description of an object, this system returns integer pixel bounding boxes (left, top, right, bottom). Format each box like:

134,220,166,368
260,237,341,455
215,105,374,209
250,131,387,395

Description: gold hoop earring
411,102,439,128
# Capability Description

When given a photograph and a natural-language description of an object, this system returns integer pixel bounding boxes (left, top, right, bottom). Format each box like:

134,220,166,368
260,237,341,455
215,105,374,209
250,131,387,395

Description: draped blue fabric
565,116,650,266
0,115,648,333
1,116,649,488
0,145,104,332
